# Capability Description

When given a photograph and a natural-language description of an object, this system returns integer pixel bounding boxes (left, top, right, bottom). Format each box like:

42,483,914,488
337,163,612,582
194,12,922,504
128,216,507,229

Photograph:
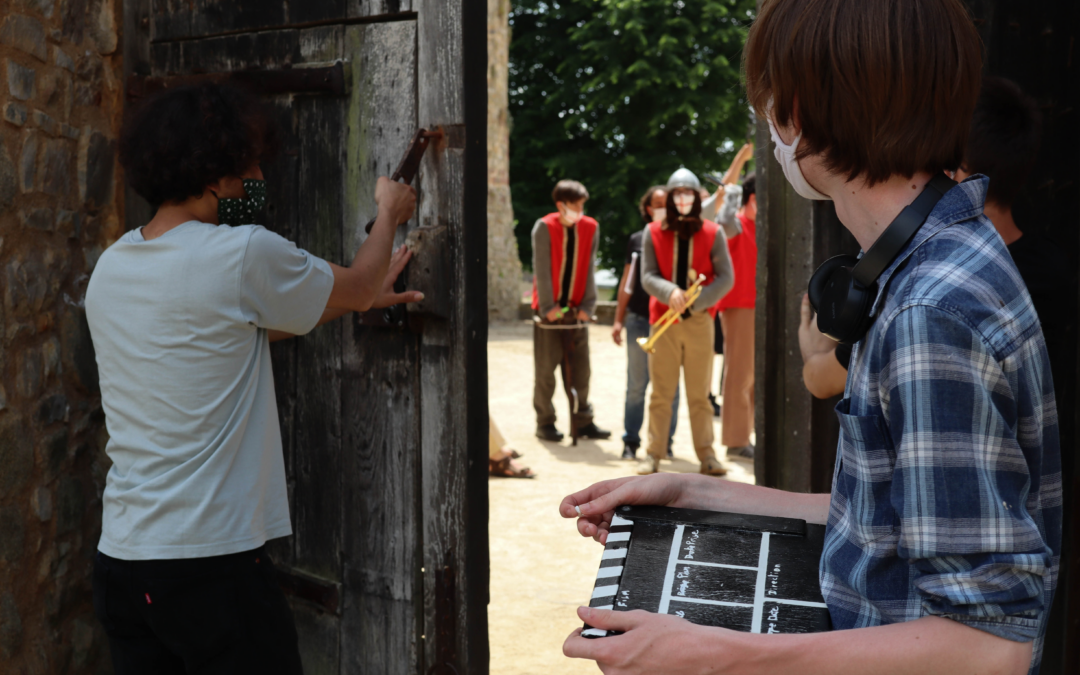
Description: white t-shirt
86,221,334,560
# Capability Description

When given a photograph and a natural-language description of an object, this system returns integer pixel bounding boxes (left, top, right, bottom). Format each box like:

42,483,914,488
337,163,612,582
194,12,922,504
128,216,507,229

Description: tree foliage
509,0,757,271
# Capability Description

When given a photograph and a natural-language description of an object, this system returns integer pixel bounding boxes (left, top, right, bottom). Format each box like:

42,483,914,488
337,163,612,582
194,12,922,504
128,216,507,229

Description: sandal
488,455,536,478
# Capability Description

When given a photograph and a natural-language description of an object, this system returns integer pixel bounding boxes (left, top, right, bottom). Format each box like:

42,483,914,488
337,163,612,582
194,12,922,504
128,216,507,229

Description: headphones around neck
807,173,957,344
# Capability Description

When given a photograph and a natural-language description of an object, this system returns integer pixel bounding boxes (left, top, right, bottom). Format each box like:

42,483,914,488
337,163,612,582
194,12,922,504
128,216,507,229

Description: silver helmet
666,167,701,191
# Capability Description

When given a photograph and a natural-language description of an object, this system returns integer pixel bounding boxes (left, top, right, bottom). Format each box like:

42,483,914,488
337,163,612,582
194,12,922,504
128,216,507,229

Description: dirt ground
487,320,755,675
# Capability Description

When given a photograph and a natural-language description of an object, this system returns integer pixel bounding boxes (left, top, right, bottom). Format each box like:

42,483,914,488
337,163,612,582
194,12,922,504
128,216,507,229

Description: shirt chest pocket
834,398,899,540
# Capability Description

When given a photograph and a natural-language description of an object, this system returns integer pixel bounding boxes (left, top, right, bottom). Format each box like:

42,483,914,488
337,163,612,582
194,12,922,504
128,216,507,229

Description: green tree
509,0,757,271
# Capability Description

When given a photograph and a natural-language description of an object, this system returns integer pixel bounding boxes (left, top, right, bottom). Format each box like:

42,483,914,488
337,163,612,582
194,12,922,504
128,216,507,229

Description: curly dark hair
119,82,279,206
637,185,666,223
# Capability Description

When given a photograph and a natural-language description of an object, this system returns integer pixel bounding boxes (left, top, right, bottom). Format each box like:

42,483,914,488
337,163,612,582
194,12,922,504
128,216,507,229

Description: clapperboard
583,505,831,636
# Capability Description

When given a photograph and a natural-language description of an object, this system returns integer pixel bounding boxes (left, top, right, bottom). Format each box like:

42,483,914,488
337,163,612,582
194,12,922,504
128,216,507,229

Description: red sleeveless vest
531,213,598,310
647,220,722,324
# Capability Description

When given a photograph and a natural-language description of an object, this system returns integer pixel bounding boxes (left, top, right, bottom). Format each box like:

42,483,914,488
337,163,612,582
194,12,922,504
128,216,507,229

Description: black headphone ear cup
808,255,858,312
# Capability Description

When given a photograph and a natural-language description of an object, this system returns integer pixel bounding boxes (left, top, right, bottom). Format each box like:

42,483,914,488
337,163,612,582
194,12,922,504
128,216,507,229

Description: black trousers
93,546,303,675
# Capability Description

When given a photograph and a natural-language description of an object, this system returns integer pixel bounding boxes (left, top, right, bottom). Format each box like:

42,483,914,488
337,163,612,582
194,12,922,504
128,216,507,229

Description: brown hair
744,0,983,186
666,190,703,239
552,179,589,204
637,185,666,222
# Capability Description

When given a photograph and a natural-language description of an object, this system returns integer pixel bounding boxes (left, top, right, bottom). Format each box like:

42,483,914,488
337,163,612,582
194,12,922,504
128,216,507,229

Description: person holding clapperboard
559,1,1060,674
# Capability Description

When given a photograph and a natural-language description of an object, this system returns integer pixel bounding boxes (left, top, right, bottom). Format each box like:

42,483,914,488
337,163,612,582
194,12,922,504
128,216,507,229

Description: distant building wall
0,0,122,671
487,0,522,321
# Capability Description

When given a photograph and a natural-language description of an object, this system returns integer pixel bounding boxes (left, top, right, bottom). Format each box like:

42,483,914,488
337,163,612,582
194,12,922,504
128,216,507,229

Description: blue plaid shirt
821,176,1062,674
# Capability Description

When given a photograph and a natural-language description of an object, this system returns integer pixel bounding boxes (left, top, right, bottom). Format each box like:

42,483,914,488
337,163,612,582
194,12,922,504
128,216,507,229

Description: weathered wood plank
292,92,346,587
123,0,154,229
417,1,489,671
339,19,421,675
753,120,815,493
344,20,418,257
265,108,302,567
341,329,422,675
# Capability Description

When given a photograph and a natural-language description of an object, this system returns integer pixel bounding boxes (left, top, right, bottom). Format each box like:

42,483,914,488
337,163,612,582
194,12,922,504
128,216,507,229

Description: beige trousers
646,311,717,461
490,417,508,460
719,307,755,447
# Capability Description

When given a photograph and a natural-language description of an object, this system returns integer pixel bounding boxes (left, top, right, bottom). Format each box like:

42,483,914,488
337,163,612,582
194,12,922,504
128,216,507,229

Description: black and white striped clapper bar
583,505,831,637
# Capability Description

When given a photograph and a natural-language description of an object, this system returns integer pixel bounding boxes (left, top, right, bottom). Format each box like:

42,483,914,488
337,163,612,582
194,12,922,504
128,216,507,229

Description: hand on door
371,245,425,309
375,177,418,226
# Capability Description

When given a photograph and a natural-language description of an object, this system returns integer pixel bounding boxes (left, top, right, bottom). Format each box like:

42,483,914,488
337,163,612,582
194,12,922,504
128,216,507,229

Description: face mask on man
673,193,696,215
218,179,268,225
767,117,831,201
562,207,583,225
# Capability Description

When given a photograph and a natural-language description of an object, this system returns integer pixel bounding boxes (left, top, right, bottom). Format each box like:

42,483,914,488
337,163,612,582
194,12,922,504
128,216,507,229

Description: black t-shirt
1008,233,1071,375
626,229,652,317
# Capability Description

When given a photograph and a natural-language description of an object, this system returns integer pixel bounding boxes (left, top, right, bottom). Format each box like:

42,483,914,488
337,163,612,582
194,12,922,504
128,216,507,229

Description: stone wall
487,0,523,321
0,0,122,672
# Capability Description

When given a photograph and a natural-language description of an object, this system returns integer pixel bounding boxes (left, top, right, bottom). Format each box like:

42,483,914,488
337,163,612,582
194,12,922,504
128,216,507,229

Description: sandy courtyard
487,320,755,675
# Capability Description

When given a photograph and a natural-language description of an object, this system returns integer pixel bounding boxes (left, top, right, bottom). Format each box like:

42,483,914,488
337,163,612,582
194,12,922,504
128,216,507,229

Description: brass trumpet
637,274,706,354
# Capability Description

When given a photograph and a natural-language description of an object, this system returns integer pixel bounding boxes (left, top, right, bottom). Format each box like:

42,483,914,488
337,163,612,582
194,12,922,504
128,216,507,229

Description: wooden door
121,3,489,674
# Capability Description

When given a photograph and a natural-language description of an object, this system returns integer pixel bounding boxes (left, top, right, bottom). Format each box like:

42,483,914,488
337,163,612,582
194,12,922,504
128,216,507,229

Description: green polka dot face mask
217,179,267,226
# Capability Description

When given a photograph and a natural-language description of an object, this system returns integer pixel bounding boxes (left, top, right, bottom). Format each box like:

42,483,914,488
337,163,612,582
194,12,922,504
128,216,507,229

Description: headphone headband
851,173,957,288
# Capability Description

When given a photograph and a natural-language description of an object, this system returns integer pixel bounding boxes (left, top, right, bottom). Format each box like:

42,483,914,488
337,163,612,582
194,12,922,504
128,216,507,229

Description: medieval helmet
666,167,702,191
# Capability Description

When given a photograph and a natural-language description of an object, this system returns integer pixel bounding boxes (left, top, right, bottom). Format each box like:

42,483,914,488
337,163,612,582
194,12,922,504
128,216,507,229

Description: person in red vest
714,172,757,460
531,180,612,442
637,168,734,476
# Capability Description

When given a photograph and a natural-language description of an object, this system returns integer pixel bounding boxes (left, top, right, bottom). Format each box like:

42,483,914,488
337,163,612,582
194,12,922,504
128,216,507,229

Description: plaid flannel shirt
821,176,1062,675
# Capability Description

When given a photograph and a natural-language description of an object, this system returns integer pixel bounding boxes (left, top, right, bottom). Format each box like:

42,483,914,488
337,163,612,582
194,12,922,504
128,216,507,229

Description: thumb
578,607,645,632
800,293,812,325
391,291,424,305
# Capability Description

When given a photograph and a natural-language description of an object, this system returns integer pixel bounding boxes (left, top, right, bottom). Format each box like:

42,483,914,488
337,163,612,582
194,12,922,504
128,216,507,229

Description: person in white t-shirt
86,82,419,674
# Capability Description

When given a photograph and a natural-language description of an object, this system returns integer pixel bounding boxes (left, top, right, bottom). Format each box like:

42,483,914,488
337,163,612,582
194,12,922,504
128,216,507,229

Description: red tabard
647,220,722,324
530,213,598,310
715,214,757,311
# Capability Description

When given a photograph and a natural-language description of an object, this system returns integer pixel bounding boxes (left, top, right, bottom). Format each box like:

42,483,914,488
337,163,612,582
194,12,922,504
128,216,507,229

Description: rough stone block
0,15,48,62
0,506,24,563
0,592,21,659
72,618,95,668
53,46,73,72
0,416,32,498
17,0,56,19
18,130,38,192
31,109,58,136
79,131,112,207
40,137,72,197
38,393,67,424
31,486,52,521
20,207,53,231
61,307,98,391
0,142,16,207
0,384,6,411
15,347,43,397
91,0,117,55
40,428,68,477
6,257,48,319
56,208,79,236
60,123,79,139
73,82,98,107
6,59,36,100
3,101,27,127
43,335,60,378
56,475,84,534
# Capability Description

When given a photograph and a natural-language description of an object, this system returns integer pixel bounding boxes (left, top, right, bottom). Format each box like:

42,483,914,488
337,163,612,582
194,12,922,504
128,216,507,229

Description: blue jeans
623,311,678,447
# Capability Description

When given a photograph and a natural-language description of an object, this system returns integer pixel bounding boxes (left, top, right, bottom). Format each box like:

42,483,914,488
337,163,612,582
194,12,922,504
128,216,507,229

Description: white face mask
562,207,583,224
673,193,696,215
649,206,666,223
768,117,831,201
